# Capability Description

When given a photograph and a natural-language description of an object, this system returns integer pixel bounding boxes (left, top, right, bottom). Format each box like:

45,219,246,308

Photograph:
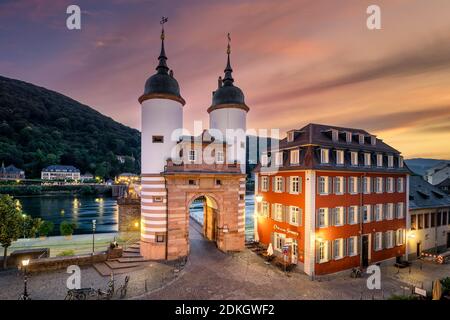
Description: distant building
424,161,450,185
41,165,80,181
80,172,94,182
115,173,140,185
408,175,450,259
0,163,25,180
437,178,450,195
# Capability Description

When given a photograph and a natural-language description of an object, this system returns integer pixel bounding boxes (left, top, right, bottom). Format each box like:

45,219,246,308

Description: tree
23,215,42,238
60,221,77,237
0,195,23,269
38,220,54,238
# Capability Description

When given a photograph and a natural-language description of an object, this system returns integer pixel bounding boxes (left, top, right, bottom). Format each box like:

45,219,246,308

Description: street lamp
22,214,26,239
19,259,30,300
92,219,97,254
255,195,263,203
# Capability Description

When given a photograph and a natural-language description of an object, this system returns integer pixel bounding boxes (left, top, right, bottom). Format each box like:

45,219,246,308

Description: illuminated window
290,176,301,194
351,152,358,166
320,148,330,164
261,176,269,192
336,150,344,165
318,208,329,228
290,150,299,165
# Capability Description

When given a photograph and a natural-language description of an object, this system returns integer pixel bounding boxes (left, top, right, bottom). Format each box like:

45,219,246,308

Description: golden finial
160,16,168,40
227,32,231,54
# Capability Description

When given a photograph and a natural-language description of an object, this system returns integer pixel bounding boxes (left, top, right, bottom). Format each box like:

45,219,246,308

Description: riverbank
0,184,112,196
6,232,139,258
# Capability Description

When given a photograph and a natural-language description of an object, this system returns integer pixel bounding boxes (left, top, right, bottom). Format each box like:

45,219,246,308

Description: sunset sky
1,0,450,159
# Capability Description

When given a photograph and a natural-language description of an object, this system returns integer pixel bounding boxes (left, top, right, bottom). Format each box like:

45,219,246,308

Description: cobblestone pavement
143,222,450,300
1,222,449,300
0,258,178,300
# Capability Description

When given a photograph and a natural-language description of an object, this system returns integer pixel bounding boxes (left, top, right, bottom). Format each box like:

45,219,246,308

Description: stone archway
163,174,246,260
188,194,220,243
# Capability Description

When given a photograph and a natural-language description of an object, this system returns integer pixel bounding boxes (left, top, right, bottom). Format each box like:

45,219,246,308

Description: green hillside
0,76,140,179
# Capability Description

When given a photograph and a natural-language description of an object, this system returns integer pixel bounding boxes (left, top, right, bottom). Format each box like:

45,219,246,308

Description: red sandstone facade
254,124,410,276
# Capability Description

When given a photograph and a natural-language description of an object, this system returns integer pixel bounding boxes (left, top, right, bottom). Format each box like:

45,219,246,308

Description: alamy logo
66,5,81,30
66,265,81,289
366,5,381,30
366,265,381,290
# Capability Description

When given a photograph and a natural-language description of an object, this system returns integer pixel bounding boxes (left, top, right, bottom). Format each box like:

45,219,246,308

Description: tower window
156,234,165,243
216,179,222,186
152,135,164,143
188,179,197,185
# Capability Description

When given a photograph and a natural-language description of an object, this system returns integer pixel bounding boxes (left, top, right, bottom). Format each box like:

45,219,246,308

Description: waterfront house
0,163,25,180
41,165,80,181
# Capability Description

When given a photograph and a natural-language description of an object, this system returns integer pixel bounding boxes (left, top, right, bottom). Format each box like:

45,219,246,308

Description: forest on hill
0,76,141,179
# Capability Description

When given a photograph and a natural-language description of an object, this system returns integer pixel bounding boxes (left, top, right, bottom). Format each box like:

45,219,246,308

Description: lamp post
19,259,30,300
22,214,26,239
92,219,96,254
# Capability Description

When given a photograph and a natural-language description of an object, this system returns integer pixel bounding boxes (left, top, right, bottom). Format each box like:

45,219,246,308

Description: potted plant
60,221,77,240
38,221,54,239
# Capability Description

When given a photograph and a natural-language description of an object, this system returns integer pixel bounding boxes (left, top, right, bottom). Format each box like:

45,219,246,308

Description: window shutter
381,177,385,193
271,203,275,219
272,177,275,192
382,204,387,220
382,232,387,249
356,236,361,255
333,177,337,195
315,240,320,263
328,208,333,227
331,240,335,260
299,208,303,226
369,205,374,222
343,207,347,225
317,177,320,195
343,238,347,257
342,177,346,194
393,230,397,246
331,208,336,226
316,209,321,228
372,178,376,193
328,177,332,194
373,234,377,251
281,177,285,193
283,205,288,222
286,177,291,193
357,177,361,193
299,177,303,193
327,240,332,262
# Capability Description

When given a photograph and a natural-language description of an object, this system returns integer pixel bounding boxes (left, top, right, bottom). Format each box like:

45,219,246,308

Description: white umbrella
267,243,274,256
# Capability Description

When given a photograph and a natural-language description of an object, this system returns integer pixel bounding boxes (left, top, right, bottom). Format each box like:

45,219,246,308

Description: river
17,194,256,240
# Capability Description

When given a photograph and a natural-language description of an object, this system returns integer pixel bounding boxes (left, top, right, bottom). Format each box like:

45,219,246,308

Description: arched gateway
138,20,248,261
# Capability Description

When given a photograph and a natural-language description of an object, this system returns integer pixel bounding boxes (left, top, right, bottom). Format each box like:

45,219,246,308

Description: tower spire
156,16,169,74
223,33,234,85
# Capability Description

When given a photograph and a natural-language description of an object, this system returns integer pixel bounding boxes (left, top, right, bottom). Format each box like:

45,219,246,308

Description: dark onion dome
207,41,249,113
139,27,185,105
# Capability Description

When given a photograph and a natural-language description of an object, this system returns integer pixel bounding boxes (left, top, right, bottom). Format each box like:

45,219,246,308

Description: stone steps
124,247,140,253
105,260,141,269
118,257,150,263
122,251,142,258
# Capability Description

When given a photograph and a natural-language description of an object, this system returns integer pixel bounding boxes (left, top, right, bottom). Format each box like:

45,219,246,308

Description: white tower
139,19,185,259
208,34,249,173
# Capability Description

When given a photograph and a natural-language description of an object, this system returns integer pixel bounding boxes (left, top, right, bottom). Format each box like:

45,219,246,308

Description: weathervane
227,32,231,54
160,16,168,40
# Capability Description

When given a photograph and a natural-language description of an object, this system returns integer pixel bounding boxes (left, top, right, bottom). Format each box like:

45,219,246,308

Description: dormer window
346,132,352,143
216,150,224,164
290,149,299,165
371,136,376,146
388,155,394,168
275,151,283,166
399,156,404,168
331,129,339,142
350,151,358,166
287,131,295,142
320,148,330,164
364,152,371,166
336,150,344,165
358,134,365,145
376,153,383,167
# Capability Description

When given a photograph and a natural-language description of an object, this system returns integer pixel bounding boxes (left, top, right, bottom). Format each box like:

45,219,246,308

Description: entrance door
417,242,421,257
362,235,369,267
447,233,450,248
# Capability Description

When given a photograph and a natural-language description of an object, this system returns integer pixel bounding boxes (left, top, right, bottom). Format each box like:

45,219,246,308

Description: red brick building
254,123,410,276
